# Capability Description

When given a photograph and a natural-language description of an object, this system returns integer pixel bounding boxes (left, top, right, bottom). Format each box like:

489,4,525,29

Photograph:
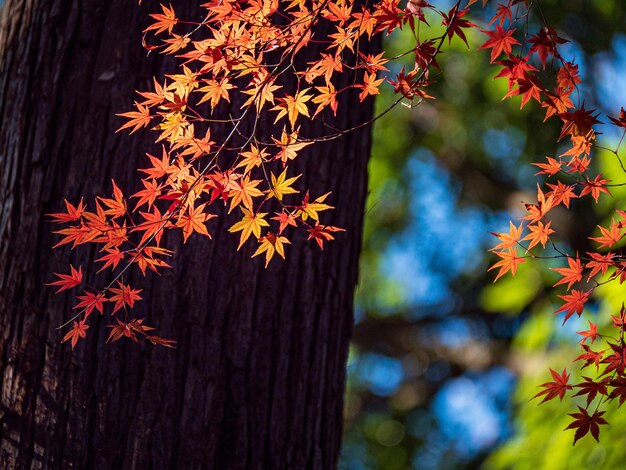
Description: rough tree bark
0,0,374,469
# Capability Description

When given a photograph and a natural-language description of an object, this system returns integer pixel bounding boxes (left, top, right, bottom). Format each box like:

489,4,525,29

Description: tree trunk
0,0,373,469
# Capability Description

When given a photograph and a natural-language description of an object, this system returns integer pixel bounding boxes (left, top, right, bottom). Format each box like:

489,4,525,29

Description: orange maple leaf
551,256,583,289
116,102,152,134
144,3,178,35
109,282,142,314
488,249,525,281
62,320,89,349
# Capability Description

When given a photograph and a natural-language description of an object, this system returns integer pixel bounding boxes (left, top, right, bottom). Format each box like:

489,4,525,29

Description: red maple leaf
533,368,572,403
47,265,83,293
555,289,590,324
73,291,107,318
480,25,520,63
564,407,608,445
576,321,599,345
573,376,609,405
441,7,476,47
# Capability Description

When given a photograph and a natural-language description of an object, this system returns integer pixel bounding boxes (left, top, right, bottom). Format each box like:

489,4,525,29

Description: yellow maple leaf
268,169,300,201
228,208,269,249
253,232,290,267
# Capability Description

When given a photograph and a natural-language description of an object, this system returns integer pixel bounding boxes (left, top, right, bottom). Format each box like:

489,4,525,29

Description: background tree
0,0,375,467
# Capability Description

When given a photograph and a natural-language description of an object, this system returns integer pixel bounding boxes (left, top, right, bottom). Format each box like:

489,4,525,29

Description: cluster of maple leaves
50,0,469,348
480,0,626,447
47,0,626,445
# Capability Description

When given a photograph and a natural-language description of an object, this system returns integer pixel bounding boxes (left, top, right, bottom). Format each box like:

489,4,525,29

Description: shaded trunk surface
0,0,373,468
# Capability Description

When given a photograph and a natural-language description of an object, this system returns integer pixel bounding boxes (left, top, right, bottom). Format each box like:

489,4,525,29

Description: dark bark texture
0,0,374,469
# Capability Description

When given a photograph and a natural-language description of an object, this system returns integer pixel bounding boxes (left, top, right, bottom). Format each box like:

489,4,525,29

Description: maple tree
11,0,624,459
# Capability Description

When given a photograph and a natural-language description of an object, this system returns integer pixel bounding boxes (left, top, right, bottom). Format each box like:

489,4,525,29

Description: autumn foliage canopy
47,0,626,445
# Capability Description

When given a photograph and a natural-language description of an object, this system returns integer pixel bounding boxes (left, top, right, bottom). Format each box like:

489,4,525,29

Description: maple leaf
521,184,555,223
253,232,291,267
590,222,623,249
268,169,300,201
272,89,312,128
546,181,577,208
272,210,298,234
564,407,608,445
356,72,384,102
489,221,523,251
62,320,89,350
109,282,142,314
242,69,282,111
576,321,599,345
480,25,520,63
154,111,188,143
586,251,615,280
533,368,572,403
558,105,601,141
551,256,583,289
228,208,269,249
133,205,171,247
573,377,609,406
557,62,582,91
307,223,345,250
609,107,626,128
608,378,626,407
522,221,554,250
236,145,267,175
601,342,626,376
107,319,139,344
73,291,107,318
312,84,338,117
494,56,537,92
488,249,525,281
47,265,83,293
96,248,125,273
137,77,167,107
574,344,604,370
132,178,162,211
359,51,390,74
166,65,198,98
176,203,216,242
116,102,152,134
161,34,190,54
298,191,333,222
273,128,312,165
139,146,177,180
555,289,590,324
328,26,356,53
130,245,173,276
505,73,542,109
144,3,178,35
528,26,568,68
441,7,476,47
98,180,127,219
580,174,611,203
350,8,378,38
48,198,86,223
611,304,626,328
413,40,440,71
228,175,264,211
196,78,234,110
488,2,513,26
